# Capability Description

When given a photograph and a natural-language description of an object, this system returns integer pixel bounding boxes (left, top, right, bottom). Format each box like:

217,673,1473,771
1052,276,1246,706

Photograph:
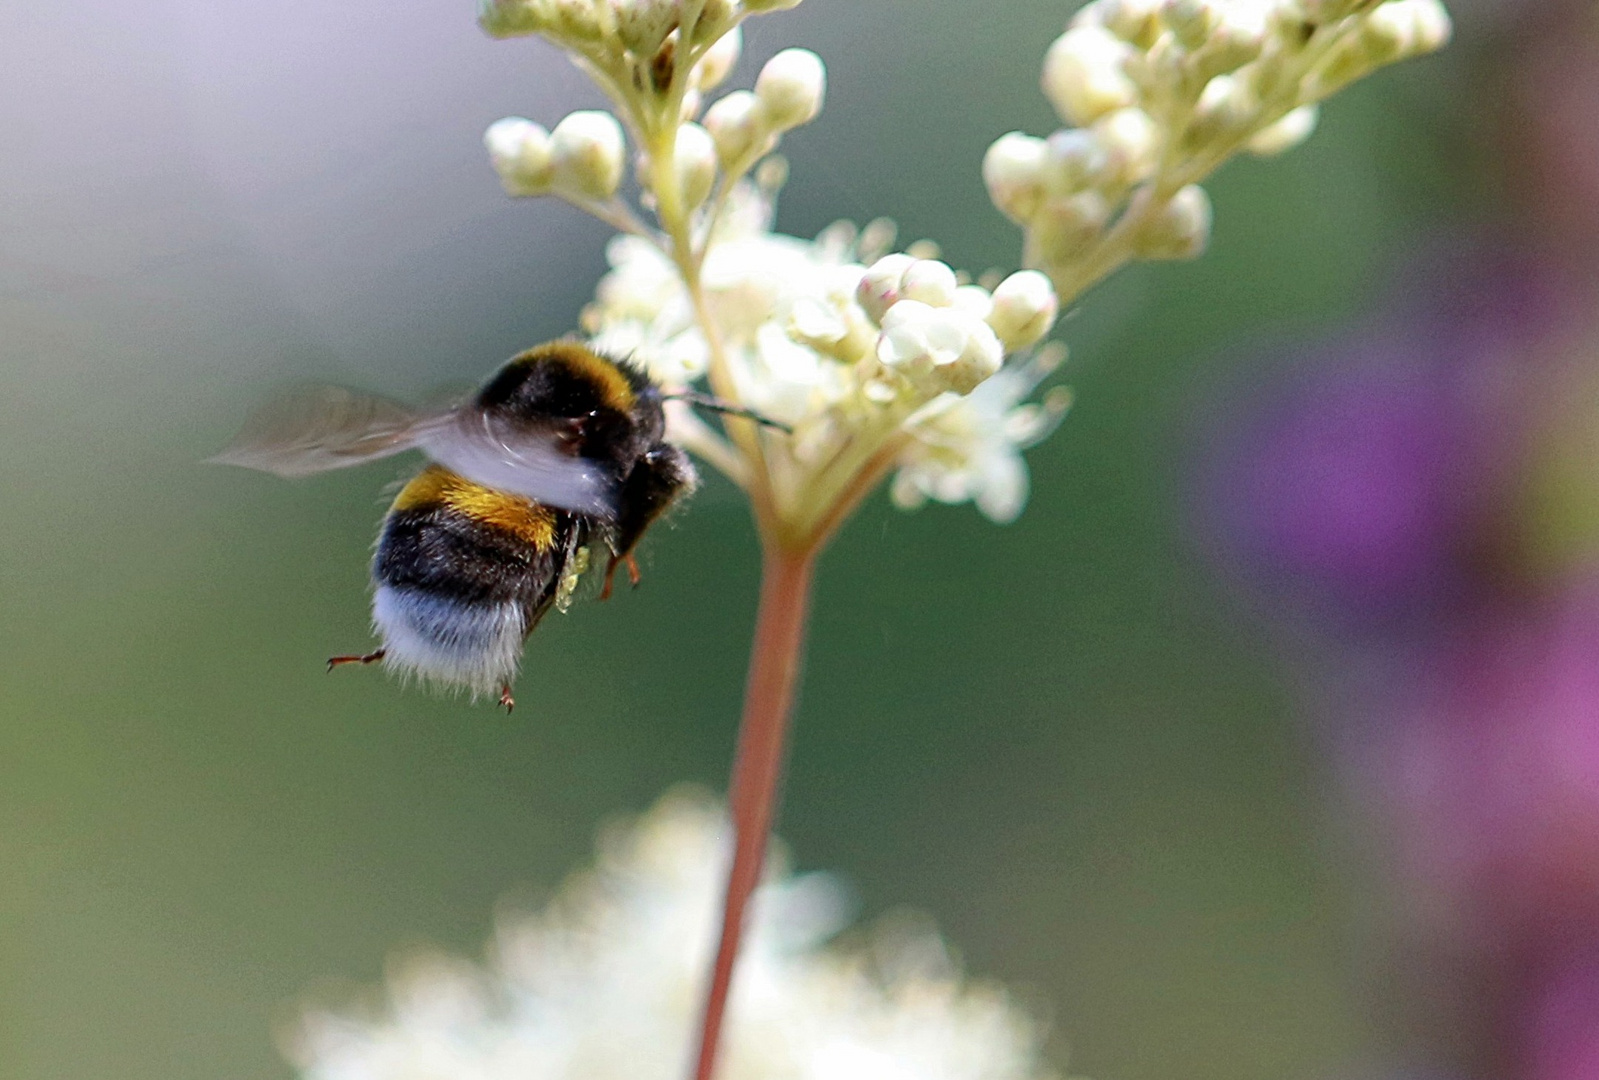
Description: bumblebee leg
599,552,645,601
328,649,386,671
499,683,516,713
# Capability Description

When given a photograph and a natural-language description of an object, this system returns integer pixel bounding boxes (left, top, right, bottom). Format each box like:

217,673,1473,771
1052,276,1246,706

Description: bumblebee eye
554,417,589,456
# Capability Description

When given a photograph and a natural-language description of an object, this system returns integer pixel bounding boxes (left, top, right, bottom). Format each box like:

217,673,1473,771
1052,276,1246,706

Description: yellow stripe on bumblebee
391,465,559,549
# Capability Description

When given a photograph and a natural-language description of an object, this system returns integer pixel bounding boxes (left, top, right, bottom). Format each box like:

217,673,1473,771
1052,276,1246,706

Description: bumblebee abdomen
370,587,528,695
371,466,581,693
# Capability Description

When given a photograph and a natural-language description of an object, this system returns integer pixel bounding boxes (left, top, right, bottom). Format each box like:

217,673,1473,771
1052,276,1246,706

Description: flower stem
691,542,817,1080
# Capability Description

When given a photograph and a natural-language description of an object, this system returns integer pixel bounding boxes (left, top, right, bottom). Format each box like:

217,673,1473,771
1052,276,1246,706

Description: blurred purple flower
1380,583,1599,945
1195,237,1599,1076
1191,6,1599,1074
1195,243,1565,632
1202,339,1466,618
1524,952,1599,1080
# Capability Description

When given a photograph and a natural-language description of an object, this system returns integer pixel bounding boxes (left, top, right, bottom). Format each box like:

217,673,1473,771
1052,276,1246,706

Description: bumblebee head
477,341,665,466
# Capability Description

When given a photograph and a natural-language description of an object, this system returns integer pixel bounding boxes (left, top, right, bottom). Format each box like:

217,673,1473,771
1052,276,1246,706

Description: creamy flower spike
988,0,1453,304
475,0,1448,541
288,790,1058,1080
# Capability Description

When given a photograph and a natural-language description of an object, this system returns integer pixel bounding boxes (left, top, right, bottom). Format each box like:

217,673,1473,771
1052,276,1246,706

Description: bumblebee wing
207,385,430,477
211,386,623,518
416,410,621,520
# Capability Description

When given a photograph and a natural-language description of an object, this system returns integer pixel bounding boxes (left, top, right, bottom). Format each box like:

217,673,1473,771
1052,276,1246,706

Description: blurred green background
0,2,1470,1078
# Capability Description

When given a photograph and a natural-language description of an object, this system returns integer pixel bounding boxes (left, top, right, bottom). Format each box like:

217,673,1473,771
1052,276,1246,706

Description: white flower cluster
287,789,1059,1080
583,177,1065,533
478,0,1066,540
480,0,822,227
986,0,1452,303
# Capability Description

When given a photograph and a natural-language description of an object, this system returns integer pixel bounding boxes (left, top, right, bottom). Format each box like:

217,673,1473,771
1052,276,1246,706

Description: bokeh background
0,2,1573,1079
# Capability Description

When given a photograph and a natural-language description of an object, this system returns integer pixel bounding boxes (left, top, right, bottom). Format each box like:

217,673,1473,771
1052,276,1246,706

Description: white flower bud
1308,2,1429,97
695,26,742,90
1191,5,1266,81
674,122,718,208
986,271,1059,352
1406,0,1454,53
1247,45,1294,101
1098,0,1162,47
680,88,703,122
741,0,802,10
1030,192,1111,266
1161,0,1217,50
877,300,946,379
943,321,1005,395
1041,128,1108,195
900,259,959,308
754,48,826,131
550,0,603,42
1186,74,1256,147
550,110,626,200
1094,107,1161,184
1307,45,1365,97
688,0,738,45
754,155,788,193
983,132,1049,223
1134,184,1212,259
1358,6,1409,64
704,90,773,169
1145,32,1197,100
1041,25,1139,126
484,117,554,195
1247,104,1319,156
478,0,545,39
613,0,678,57
877,301,1003,395
1368,0,1452,58
951,285,995,322
857,254,916,324
890,471,929,511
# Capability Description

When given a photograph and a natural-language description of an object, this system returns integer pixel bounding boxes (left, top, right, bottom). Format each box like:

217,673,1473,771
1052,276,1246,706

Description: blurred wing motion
208,386,427,478
210,385,622,519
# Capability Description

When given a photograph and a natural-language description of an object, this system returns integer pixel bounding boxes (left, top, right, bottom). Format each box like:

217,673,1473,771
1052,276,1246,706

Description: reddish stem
690,544,817,1080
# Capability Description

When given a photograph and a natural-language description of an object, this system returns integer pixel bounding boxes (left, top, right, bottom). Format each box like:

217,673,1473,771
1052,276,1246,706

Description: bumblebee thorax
480,342,644,417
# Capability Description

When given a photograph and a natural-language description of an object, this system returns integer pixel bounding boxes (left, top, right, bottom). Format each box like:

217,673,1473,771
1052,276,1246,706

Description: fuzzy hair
371,585,525,697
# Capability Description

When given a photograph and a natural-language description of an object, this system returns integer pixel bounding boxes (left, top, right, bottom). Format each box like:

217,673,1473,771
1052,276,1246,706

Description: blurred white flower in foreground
287,789,1058,1080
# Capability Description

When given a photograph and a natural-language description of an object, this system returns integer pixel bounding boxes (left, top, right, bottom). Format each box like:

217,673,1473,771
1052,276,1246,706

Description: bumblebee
214,341,699,710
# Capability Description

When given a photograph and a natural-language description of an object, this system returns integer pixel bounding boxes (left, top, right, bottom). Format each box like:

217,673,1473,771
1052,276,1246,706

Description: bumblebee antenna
665,390,793,434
